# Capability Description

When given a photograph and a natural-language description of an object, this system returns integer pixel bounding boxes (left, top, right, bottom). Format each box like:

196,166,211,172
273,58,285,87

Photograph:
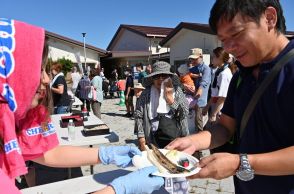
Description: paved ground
82,97,235,194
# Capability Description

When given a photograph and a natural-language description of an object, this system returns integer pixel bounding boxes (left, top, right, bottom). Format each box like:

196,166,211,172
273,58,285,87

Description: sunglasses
153,74,171,80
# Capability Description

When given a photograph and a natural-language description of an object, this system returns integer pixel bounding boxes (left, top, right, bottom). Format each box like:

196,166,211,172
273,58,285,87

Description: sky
2,0,294,50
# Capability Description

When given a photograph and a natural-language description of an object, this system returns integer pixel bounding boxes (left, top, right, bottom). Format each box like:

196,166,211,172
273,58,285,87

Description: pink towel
0,18,45,179
0,169,20,194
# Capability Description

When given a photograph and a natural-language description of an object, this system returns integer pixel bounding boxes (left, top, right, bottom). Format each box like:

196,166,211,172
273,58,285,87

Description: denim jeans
54,106,69,114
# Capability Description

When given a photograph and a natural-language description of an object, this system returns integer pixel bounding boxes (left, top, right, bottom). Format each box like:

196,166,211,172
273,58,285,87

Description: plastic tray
82,124,110,136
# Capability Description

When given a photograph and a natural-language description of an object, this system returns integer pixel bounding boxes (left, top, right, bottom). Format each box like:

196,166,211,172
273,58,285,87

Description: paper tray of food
82,124,110,136
60,115,84,128
132,144,201,178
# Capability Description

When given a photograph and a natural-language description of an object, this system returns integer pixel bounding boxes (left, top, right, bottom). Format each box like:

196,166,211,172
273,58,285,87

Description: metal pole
82,33,87,74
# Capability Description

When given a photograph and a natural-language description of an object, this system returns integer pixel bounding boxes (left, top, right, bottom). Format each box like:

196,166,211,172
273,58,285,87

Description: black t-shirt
222,40,294,194
124,75,134,96
52,76,70,107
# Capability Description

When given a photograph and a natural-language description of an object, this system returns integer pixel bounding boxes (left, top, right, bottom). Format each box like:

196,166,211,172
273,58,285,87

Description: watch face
236,168,254,181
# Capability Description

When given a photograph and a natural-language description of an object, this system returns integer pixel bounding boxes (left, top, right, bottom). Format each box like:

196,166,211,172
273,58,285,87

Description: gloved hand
110,166,164,194
99,145,141,168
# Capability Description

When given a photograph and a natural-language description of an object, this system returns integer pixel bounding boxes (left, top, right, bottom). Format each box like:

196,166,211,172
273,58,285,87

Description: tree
57,57,73,76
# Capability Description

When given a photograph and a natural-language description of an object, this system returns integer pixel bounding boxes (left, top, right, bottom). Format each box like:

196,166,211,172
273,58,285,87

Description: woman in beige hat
134,61,189,150
134,61,190,193
134,83,145,98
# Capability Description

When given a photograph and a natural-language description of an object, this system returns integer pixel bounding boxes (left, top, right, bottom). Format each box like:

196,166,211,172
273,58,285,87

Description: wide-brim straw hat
142,61,181,87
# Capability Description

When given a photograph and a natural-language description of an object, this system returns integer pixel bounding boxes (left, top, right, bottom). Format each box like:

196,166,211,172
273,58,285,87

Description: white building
104,24,173,68
45,31,108,71
160,22,222,70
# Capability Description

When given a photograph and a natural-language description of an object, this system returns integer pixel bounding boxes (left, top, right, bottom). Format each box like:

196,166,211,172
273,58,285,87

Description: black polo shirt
125,75,134,96
222,40,294,194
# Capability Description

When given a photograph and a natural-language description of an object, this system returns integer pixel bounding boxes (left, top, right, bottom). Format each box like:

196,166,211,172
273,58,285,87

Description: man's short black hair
135,63,144,69
209,0,286,34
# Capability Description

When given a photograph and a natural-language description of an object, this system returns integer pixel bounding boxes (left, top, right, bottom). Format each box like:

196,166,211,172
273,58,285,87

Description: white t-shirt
71,72,81,89
211,67,232,98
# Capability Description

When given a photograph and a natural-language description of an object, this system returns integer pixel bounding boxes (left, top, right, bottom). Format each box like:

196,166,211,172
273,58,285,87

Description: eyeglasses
153,74,170,80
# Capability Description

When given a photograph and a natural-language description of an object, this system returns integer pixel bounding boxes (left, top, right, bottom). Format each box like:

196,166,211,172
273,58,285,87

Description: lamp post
82,32,87,74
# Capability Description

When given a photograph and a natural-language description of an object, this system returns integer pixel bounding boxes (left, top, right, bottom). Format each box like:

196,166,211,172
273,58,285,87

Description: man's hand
190,73,201,79
164,78,174,105
195,87,203,99
165,136,198,155
189,153,240,180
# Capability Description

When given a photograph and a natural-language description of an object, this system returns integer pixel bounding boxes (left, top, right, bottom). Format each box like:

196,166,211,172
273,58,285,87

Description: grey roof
160,22,214,46
107,24,173,50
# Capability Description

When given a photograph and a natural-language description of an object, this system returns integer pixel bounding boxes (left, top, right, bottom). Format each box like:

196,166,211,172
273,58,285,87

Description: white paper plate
132,149,201,178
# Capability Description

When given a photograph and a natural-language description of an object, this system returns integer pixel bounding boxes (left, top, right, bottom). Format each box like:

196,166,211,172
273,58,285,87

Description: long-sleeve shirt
190,63,211,107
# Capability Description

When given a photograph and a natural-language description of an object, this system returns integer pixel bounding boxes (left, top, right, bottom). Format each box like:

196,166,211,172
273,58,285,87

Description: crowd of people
0,18,163,194
1,0,294,194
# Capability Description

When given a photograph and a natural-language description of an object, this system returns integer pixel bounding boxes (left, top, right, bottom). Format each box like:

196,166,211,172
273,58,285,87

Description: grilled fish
149,144,190,174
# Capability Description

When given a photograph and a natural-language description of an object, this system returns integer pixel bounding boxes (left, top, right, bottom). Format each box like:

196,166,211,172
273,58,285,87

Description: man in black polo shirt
167,1,294,194
124,68,134,117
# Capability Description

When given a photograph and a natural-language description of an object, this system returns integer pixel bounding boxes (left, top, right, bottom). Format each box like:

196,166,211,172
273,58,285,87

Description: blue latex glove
110,166,164,194
99,145,141,168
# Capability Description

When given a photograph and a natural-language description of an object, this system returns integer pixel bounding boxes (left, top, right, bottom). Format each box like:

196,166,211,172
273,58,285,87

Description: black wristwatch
236,154,254,181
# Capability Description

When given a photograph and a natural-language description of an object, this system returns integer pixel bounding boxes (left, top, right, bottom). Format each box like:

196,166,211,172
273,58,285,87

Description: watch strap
236,153,255,181
240,154,251,169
